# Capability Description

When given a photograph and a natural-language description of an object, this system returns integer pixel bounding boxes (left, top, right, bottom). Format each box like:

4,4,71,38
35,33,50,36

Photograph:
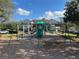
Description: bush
9,30,17,34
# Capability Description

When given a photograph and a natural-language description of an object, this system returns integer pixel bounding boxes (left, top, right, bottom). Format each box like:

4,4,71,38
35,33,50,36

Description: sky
12,0,67,21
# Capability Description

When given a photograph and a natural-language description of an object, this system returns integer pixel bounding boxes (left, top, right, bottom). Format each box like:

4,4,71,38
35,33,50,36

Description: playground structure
17,20,50,39
17,20,61,40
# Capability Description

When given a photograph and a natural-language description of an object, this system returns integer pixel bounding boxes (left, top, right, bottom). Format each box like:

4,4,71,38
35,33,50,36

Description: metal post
23,25,25,39
28,24,30,35
17,25,19,40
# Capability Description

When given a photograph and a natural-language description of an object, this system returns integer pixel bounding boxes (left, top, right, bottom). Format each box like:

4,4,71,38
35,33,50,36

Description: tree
0,0,13,22
64,1,79,25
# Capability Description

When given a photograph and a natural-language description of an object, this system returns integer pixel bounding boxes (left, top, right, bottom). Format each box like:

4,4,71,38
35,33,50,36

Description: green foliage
6,22,17,30
0,22,17,33
0,0,13,22
64,1,79,25
0,23,6,29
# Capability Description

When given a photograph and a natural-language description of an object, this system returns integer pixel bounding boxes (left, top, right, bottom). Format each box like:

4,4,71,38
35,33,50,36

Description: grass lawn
0,34,17,40
62,33,77,36
62,33,79,42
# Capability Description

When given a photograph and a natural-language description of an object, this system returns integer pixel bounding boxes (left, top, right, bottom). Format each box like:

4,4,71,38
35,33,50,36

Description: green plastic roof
35,20,46,24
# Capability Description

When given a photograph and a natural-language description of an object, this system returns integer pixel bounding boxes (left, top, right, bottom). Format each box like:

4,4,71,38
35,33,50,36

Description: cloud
37,16,44,19
37,11,54,20
54,10,65,18
17,8,31,16
43,11,54,20
37,10,65,20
